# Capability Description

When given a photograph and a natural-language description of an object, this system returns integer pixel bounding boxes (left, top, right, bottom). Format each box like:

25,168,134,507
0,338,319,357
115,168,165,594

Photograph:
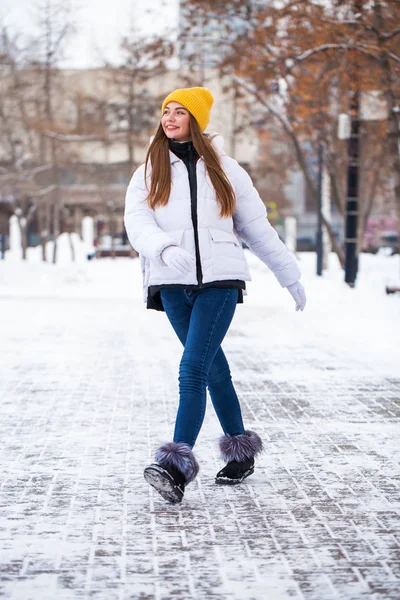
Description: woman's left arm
228,158,306,310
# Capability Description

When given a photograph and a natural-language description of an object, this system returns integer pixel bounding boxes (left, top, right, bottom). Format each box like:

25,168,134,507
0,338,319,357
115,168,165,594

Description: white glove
161,246,195,274
286,281,306,311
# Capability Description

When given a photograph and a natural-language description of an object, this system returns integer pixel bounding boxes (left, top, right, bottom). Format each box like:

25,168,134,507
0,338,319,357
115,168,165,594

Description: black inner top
146,139,245,312
168,139,199,165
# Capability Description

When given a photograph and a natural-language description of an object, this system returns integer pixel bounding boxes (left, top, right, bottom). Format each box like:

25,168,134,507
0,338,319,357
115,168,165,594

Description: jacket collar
169,134,225,163
149,134,225,165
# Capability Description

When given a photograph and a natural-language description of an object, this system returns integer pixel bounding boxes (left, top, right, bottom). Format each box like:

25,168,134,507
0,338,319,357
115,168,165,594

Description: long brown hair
144,115,236,218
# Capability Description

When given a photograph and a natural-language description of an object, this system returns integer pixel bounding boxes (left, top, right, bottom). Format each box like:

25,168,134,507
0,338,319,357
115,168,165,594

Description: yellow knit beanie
161,87,214,132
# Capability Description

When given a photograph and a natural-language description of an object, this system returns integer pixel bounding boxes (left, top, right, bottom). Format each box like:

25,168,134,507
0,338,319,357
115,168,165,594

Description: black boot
215,457,255,485
144,441,199,504
215,430,263,485
144,462,187,504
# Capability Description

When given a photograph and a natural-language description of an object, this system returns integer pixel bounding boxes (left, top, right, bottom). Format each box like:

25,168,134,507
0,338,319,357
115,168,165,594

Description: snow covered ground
2,234,399,378
0,239,399,599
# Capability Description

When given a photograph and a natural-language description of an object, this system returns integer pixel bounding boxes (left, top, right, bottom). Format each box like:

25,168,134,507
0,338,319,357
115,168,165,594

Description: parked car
296,236,316,252
88,234,137,259
378,232,399,255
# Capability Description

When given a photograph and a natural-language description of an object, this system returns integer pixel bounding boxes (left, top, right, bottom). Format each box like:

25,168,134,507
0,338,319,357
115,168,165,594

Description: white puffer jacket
124,135,301,302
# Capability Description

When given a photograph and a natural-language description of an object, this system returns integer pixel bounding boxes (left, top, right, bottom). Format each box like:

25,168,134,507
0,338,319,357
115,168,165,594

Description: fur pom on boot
144,442,199,504
216,430,263,485
219,430,263,463
155,441,199,483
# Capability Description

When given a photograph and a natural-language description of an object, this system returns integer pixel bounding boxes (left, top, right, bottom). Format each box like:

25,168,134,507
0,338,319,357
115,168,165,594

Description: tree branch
381,27,400,40
234,76,344,266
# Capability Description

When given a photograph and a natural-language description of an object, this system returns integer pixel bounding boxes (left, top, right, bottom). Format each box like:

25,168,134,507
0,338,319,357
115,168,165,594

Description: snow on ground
244,250,400,380
1,234,399,378
0,237,399,600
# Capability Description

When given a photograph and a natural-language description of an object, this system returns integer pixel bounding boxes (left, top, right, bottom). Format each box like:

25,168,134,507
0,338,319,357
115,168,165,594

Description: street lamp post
344,92,360,287
316,143,323,276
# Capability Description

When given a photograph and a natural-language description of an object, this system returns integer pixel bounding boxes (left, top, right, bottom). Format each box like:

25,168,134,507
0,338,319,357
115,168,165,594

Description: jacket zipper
188,144,203,286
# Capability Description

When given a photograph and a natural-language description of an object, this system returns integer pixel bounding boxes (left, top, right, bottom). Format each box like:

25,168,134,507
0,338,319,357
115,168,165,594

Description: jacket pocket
209,228,245,276
209,228,240,246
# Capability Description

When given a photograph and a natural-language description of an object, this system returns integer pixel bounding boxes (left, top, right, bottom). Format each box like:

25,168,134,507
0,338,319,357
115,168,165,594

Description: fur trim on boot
155,441,199,484
219,430,263,463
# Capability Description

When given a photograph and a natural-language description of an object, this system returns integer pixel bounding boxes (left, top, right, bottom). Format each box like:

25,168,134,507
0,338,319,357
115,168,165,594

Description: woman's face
161,102,191,141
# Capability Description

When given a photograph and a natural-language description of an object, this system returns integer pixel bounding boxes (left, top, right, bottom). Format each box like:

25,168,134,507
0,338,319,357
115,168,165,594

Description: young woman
124,87,306,504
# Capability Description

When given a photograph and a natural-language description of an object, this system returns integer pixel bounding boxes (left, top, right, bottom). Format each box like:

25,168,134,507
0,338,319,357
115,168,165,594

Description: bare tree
27,0,77,263
182,0,399,267
105,30,174,166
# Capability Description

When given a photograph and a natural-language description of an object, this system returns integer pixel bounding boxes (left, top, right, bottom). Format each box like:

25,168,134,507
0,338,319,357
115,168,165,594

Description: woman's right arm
124,165,178,265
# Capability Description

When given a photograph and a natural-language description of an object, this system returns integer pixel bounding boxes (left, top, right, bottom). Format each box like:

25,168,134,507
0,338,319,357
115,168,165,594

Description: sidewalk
0,253,399,599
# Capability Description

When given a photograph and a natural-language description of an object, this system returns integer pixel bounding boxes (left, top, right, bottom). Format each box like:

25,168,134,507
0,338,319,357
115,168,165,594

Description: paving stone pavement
0,283,399,600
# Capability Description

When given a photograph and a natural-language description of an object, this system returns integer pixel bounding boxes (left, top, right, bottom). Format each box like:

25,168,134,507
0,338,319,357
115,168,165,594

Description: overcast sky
2,0,179,69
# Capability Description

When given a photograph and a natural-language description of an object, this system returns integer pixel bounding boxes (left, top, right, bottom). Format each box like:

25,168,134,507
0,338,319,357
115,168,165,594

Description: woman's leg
145,289,197,501
163,287,239,448
159,289,193,344
160,289,245,435
207,348,246,436
151,288,262,496
206,337,263,485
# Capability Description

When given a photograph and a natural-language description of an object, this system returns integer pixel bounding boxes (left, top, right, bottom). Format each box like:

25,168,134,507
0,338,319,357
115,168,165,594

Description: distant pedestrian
124,87,306,504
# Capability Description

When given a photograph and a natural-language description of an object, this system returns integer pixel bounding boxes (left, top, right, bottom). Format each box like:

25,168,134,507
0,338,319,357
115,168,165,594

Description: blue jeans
160,287,246,448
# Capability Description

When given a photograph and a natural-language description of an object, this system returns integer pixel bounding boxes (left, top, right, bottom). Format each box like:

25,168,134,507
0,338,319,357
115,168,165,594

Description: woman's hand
161,246,195,273
286,281,306,311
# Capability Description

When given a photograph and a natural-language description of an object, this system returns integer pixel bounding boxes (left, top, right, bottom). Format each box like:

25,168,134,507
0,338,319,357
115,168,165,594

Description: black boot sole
144,465,184,504
215,466,255,485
